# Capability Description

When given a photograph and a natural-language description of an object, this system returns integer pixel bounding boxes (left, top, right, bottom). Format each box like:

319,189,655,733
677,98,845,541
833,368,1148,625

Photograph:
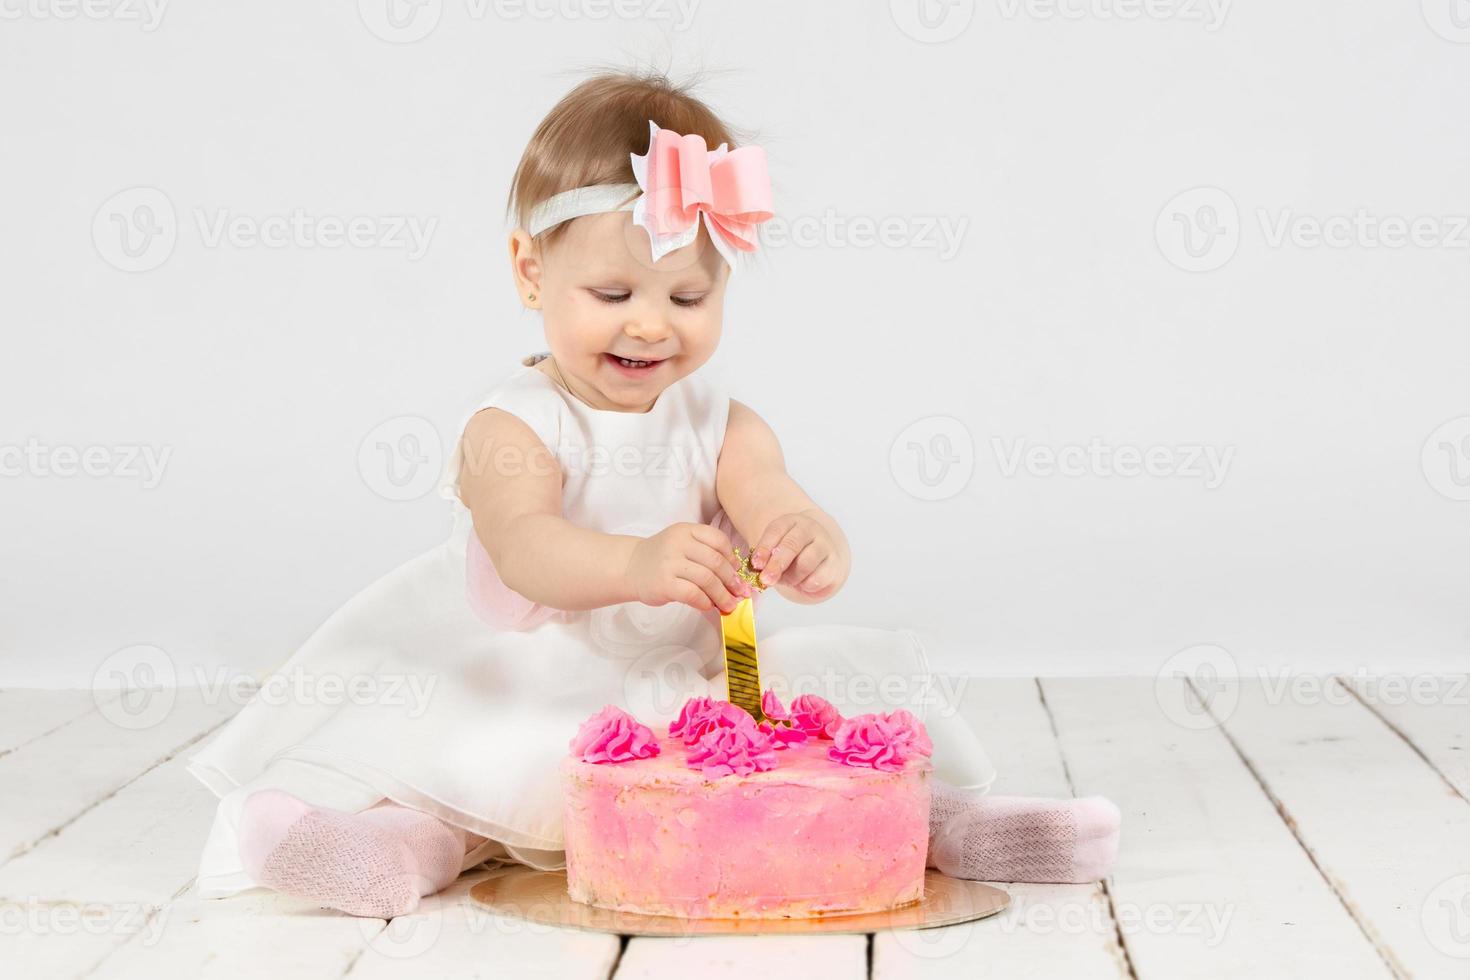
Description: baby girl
186,69,1120,919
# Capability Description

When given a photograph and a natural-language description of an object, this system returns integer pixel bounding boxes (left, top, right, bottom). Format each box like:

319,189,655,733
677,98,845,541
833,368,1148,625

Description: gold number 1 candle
720,547,767,722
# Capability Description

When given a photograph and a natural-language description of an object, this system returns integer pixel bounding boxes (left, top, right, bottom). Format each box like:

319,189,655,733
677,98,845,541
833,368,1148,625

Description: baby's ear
507,229,543,307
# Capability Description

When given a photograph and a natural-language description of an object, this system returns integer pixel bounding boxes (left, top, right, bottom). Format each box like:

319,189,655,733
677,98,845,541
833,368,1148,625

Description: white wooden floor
2,676,1468,979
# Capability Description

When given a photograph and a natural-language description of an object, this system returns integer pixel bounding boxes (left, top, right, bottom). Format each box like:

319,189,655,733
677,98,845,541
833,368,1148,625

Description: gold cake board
469,867,1009,937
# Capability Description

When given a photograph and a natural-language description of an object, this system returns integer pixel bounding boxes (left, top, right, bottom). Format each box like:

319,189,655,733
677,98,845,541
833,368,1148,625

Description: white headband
527,183,642,238
519,120,775,271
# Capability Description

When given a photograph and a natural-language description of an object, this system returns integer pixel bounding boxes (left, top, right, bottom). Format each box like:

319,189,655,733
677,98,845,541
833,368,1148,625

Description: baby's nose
623,316,672,343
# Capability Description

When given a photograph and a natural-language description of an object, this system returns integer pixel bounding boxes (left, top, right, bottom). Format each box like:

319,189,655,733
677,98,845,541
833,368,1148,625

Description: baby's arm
715,399,851,605
459,408,748,614
458,408,633,611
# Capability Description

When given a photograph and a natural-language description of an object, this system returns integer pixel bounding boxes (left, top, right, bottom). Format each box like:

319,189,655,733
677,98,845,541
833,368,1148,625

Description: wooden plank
0,688,237,865
1041,677,1390,979
345,868,622,979
0,689,113,757
1215,676,1470,977
616,934,867,979
0,751,220,905
873,678,1126,980
0,907,148,980
1339,673,1470,802
85,887,381,980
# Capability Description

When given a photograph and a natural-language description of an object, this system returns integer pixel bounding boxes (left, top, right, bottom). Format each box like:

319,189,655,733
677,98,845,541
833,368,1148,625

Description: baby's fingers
679,559,741,615
689,523,741,573
686,529,749,601
782,553,833,595
753,518,814,588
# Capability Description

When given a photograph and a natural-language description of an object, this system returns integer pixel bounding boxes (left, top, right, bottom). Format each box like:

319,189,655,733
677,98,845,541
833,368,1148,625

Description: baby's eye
671,294,707,308
589,289,630,304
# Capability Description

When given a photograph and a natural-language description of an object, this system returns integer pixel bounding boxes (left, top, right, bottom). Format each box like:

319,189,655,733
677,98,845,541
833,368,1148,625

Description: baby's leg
238,790,469,918
927,780,1121,884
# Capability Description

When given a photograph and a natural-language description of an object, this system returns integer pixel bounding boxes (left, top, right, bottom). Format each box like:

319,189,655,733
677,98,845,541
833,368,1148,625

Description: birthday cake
559,690,934,919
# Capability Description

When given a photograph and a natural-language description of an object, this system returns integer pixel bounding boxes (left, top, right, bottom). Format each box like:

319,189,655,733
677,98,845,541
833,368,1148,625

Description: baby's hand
626,522,753,615
750,509,850,600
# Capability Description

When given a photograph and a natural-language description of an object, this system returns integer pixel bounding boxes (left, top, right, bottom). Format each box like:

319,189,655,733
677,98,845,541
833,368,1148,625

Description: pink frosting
790,694,844,740
569,705,661,764
757,718,809,749
760,688,791,720
686,717,778,777
668,696,719,742
669,697,758,747
827,709,933,772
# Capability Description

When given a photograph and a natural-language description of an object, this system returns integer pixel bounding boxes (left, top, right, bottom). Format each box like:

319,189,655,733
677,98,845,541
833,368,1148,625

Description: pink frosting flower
669,696,754,747
827,709,933,772
757,718,809,750
760,688,791,721
569,704,661,764
668,696,719,741
789,694,843,740
686,717,778,777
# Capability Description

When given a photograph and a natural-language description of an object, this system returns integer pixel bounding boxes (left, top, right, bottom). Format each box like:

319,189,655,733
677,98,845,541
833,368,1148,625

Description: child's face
530,210,730,412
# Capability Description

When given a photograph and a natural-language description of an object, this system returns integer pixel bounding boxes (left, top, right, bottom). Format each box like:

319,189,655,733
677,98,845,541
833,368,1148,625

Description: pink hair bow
629,120,774,268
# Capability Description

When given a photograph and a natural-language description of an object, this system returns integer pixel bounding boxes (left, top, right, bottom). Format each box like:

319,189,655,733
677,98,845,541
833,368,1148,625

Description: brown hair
507,68,746,249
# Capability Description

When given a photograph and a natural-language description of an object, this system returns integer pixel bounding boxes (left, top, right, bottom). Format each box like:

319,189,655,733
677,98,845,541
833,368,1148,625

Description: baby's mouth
603,352,666,372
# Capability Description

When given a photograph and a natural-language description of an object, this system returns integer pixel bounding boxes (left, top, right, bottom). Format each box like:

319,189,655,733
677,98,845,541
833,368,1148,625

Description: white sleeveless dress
187,352,996,899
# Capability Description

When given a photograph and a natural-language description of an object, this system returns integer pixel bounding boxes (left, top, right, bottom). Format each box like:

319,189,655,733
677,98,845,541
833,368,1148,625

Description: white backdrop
3,2,1469,686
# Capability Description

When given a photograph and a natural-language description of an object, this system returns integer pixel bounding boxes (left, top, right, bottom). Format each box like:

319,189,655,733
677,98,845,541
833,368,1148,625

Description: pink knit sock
927,782,1121,884
238,789,468,918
